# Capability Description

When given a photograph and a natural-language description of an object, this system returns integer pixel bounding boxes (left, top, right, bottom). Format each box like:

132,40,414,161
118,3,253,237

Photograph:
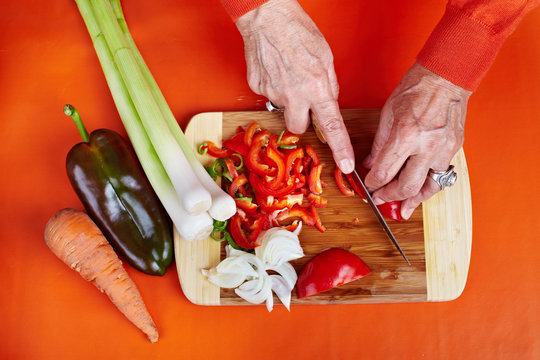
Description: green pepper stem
64,104,89,142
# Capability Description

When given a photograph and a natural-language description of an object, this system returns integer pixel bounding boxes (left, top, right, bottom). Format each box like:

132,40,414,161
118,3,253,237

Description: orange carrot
44,208,159,343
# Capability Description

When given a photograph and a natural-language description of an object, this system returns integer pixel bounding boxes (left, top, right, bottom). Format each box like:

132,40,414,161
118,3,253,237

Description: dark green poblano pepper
64,104,172,276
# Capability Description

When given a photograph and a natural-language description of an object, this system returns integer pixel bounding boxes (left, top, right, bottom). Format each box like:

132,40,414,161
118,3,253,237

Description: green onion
213,219,228,231
72,0,213,241
198,143,208,155
231,153,244,170
277,129,297,149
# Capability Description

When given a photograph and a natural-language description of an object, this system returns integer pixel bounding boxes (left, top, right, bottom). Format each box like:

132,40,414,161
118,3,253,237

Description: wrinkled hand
363,62,471,220
235,0,354,173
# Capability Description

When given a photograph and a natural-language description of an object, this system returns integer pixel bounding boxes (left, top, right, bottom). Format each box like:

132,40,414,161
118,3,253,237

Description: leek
108,0,236,221
73,0,213,240
87,0,211,215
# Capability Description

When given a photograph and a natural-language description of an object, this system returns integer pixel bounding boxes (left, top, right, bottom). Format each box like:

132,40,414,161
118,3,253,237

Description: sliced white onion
271,274,292,311
256,228,304,267
292,221,303,236
235,274,272,304
226,245,247,258
266,291,274,312
266,262,297,290
216,256,258,278
201,268,246,289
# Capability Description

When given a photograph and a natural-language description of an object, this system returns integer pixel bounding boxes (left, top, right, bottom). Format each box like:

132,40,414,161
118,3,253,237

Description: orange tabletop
1,0,539,359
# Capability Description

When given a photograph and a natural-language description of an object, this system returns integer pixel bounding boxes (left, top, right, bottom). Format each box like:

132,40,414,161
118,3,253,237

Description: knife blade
307,112,410,264
350,170,411,265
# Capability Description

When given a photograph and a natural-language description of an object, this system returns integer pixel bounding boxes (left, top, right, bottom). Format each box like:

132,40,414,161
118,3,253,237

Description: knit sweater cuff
220,0,270,21
417,5,507,91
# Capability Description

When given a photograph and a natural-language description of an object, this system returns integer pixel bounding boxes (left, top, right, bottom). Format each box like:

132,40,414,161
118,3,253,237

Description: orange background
1,0,539,359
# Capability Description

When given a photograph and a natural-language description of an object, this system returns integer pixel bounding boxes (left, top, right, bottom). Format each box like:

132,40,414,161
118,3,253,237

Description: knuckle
397,182,421,199
371,169,389,186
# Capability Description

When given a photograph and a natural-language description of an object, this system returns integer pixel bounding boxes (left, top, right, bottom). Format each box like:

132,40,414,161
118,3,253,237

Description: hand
363,62,471,219
235,0,354,173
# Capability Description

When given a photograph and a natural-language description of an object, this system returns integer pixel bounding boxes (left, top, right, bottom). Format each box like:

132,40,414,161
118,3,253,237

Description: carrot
44,208,159,343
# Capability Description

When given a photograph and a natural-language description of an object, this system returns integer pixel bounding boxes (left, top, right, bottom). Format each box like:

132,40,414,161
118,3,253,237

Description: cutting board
174,110,472,305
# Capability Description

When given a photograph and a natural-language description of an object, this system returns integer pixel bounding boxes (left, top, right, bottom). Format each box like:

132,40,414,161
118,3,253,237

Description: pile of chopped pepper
199,122,327,250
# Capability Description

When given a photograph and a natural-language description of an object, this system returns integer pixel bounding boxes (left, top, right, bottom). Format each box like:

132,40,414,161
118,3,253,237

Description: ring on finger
265,101,284,112
428,165,457,190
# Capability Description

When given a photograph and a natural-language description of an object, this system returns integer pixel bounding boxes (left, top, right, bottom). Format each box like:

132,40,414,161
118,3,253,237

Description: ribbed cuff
220,0,270,21
417,5,507,91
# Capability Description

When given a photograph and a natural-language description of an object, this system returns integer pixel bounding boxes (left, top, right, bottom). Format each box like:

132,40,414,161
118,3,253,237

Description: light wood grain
174,110,472,306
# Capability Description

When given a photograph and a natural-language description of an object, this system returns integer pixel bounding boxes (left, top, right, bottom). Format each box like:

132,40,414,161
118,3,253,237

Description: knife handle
309,112,327,144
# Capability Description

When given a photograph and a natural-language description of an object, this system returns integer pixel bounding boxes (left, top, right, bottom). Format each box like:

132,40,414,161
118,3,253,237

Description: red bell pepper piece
335,167,355,197
308,163,324,195
223,132,249,157
311,205,325,232
202,141,230,158
265,145,286,189
296,248,371,299
235,198,258,214
346,169,403,221
229,173,248,198
249,172,296,198
246,130,274,176
229,213,264,249
307,193,328,208
276,204,315,226
279,131,300,146
244,122,261,147
224,159,238,179
285,148,304,177
282,220,300,232
305,145,320,166
236,126,245,134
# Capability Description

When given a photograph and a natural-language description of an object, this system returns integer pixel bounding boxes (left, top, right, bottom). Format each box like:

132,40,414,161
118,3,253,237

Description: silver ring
428,165,457,190
266,101,284,112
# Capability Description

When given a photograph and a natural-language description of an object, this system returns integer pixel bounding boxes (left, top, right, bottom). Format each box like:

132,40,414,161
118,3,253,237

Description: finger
371,154,432,204
363,99,394,169
327,68,340,99
400,177,440,220
364,133,411,191
283,101,310,134
400,157,451,219
311,99,355,173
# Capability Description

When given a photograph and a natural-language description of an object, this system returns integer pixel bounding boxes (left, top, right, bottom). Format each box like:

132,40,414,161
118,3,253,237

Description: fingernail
373,197,385,205
402,207,414,220
338,159,354,174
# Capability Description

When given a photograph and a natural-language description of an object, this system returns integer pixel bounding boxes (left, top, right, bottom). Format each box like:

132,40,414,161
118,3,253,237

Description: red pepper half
296,248,371,299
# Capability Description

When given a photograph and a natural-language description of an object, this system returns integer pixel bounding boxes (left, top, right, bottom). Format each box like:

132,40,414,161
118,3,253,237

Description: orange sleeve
220,0,269,21
417,0,540,91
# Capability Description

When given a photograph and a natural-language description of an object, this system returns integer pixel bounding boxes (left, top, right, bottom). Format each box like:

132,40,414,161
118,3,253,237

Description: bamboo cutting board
174,110,472,305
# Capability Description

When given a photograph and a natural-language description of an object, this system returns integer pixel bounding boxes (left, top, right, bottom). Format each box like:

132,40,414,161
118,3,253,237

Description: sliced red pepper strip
235,198,258,214
282,220,300,232
305,145,320,166
202,141,231,158
223,132,249,157
229,173,248,198
346,168,403,221
308,193,328,208
249,172,296,198
229,213,263,249
308,163,324,195
266,145,287,189
311,205,325,233
246,130,274,176
244,122,261,147
276,204,315,226
285,148,304,177
224,159,238,179
279,131,300,146
236,126,245,134
336,167,355,196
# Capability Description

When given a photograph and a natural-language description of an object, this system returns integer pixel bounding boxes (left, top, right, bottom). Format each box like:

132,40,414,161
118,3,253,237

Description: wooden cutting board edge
174,111,472,305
